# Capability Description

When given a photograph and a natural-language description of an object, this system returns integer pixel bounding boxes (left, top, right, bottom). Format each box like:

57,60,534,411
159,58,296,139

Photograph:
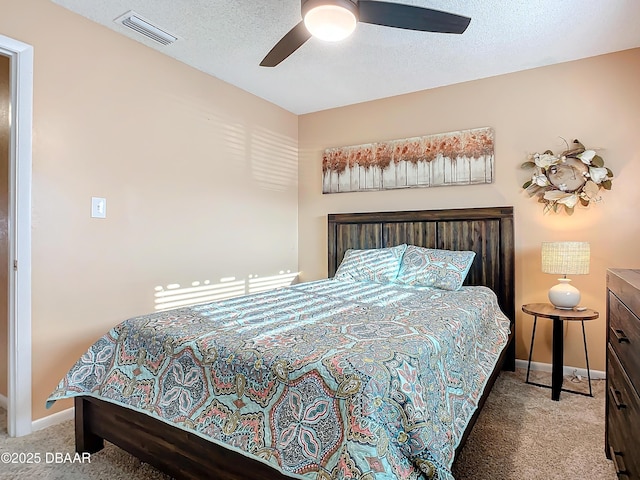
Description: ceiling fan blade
358,1,471,34
260,21,312,67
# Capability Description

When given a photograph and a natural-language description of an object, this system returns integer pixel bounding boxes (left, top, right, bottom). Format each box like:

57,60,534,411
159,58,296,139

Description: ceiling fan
260,0,471,67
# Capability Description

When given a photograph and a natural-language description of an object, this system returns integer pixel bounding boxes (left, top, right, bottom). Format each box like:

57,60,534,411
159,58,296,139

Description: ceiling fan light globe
304,5,357,41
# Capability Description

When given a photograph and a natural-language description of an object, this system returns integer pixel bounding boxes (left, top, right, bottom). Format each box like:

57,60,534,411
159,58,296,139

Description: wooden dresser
606,268,640,479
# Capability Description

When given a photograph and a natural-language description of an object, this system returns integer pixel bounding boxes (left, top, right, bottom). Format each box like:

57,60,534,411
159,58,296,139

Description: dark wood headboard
327,206,515,328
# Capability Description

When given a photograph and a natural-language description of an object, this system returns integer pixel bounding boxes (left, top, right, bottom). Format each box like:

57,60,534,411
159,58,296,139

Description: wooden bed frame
75,206,516,480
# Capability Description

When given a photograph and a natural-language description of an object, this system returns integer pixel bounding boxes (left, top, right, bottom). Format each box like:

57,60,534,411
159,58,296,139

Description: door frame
0,33,33,437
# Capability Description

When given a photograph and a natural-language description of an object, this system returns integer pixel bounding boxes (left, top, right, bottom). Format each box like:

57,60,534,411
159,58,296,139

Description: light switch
91,197,106,218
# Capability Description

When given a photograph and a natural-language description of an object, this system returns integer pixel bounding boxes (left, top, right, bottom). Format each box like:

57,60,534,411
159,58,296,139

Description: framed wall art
322,127,494,194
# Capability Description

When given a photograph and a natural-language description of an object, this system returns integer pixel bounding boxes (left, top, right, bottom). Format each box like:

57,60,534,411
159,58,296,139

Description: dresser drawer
609,292,640,392
607,345,640,479
608,269,640,318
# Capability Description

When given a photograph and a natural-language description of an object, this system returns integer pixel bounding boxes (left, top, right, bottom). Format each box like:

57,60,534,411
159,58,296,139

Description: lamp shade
541,242,590,275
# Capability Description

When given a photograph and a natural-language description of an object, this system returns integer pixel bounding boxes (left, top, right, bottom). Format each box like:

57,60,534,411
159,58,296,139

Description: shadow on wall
250,125,298,192
154,271,299,311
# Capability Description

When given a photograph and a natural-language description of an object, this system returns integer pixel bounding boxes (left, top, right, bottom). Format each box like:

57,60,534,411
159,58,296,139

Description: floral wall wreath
521,138,613,214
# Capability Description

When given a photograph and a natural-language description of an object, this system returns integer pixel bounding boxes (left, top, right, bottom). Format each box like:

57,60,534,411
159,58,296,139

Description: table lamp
541,242,590,309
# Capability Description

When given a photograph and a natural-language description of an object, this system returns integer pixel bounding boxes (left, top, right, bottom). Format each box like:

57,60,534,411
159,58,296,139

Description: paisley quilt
47,279,510,480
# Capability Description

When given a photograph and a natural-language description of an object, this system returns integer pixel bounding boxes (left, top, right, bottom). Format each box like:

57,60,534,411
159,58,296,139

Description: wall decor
521,138,613,214
322,127,494,194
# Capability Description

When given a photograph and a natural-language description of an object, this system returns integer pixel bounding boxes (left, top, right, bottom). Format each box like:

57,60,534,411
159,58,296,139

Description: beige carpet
0,368,616,479
451,368,616,479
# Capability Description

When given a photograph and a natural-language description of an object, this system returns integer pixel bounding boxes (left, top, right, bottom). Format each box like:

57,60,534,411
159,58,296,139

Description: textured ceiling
52,0,640,114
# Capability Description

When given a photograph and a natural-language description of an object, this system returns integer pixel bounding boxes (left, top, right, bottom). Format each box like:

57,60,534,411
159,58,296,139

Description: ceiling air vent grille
115,11,178,46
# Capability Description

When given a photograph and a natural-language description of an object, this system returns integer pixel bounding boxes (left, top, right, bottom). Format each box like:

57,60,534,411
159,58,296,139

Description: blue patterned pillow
395,245,476,291
334,244,407,284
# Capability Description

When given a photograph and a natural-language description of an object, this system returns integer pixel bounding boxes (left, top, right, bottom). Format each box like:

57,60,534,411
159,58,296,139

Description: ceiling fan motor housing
301,0,359,20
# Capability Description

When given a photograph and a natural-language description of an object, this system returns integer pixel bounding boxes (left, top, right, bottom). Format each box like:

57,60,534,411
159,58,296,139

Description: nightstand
522,303,599,401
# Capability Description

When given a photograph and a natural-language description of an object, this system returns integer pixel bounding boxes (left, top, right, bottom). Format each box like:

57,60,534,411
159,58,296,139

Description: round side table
522,303,599,401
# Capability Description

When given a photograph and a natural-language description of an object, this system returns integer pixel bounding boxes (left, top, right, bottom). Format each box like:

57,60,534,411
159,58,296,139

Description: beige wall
0,53,8,399
1,0,298,420
299,48,640,374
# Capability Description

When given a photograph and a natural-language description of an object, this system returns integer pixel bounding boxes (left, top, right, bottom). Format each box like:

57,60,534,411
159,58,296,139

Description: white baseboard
515,359,605,380
31,406,74,432
0,393,7,410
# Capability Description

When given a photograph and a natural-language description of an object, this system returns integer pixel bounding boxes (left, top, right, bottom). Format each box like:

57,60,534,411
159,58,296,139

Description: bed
47,206,515,480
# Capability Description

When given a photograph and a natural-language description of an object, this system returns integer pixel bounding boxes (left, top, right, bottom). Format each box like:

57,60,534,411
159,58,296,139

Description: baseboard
0,393,7,410
31,406,74,432
515,359,605,380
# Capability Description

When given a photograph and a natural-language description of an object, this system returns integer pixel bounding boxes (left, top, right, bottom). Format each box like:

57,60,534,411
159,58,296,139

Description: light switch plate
91,197,106,218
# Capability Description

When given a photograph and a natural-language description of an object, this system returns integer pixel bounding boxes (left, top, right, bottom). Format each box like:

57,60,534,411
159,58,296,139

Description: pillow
334,244,407,284
395,245,475,291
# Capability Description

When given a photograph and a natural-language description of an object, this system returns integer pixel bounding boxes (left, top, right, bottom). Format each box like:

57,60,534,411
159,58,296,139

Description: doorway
0,33,33,438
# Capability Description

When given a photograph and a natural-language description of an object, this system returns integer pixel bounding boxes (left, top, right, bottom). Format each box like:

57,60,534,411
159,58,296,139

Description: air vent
115,11,178,46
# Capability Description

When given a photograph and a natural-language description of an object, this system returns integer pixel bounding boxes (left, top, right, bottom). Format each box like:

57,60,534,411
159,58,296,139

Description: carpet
0,368,617,479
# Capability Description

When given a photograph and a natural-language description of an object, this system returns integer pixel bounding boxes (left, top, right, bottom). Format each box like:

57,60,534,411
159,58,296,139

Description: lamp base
548,277,580,310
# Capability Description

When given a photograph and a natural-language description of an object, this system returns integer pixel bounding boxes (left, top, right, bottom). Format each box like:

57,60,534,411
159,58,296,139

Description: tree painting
322,127,494,194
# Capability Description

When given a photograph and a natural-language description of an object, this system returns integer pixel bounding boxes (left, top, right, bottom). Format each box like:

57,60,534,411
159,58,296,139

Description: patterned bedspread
47,279,510,480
